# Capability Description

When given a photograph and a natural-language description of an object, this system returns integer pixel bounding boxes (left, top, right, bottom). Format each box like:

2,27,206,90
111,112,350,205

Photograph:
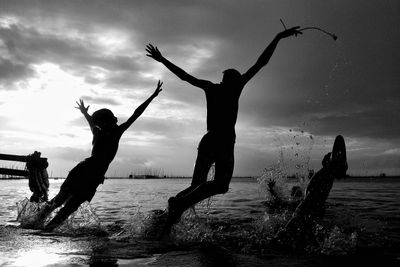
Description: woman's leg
44,196,85,231
37,187,71,223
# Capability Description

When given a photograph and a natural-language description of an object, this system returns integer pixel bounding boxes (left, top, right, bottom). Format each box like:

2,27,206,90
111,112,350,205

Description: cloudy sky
0,0,399,177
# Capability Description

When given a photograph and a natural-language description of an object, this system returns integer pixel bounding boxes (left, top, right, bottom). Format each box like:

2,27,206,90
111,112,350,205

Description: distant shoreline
0,176,257,180
1,175,399,180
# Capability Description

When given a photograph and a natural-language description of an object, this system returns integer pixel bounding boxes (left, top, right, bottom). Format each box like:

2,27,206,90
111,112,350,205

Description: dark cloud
0,57,34,88
0,21,145,89
307,104,400,140
349,153,400,176
0,0,399,175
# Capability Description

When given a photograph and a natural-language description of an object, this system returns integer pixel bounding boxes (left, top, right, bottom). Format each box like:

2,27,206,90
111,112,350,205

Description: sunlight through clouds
177,40,219,72
0,15,19,28
0,0,399,176
94,29,132,54
123,132,167,147
138,65,167,82
382,148,400,156
0,63,92,148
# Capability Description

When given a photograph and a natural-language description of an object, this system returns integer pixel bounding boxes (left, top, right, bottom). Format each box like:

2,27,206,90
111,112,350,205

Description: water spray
280,19,337,41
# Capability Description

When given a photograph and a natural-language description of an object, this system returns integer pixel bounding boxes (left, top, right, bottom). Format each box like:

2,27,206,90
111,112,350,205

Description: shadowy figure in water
39,81,163,231
26,151,49,202
146,26,302,237
274,135,348,249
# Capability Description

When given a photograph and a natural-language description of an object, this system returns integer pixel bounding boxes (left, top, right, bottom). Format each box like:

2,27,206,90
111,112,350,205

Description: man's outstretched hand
146,44,163,62
278,26,303,39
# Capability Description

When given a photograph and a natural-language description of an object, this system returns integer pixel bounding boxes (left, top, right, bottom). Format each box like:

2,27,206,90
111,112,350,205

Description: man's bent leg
163,141,234,236
162,179,231,238
169,140,233,221
161,134,231,238
174,155,214,200
174,133,215,200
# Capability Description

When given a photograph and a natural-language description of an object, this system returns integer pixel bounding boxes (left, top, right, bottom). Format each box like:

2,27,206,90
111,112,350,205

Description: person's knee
212,181,229,194
212,169,232,194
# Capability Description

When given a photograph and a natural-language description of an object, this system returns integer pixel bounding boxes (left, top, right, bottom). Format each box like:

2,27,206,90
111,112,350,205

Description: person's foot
43,212,65,232
168,197,186,223
36,203,52,222
30,194,40,203
43,221,58,232
167,197,178,212
156,197,185,240
331,135,348,177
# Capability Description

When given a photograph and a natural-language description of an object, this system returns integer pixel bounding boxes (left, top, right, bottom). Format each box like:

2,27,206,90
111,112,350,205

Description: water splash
16,198,105,235
315,225,358,256
115,208,166,240
118,163,217,241
253,130,362,255
254,211,293,237
16,198,48,229
172,209,214,243
257,161,288,203
56,202,105,235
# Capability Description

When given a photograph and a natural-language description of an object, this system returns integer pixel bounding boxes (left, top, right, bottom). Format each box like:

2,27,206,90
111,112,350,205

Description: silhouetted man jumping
146,26,302,236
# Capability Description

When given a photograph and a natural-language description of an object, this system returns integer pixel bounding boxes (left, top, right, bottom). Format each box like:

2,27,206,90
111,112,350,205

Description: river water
0,177,399,266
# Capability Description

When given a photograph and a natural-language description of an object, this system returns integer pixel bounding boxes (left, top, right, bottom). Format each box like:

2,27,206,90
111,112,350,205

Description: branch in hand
278,26,303,39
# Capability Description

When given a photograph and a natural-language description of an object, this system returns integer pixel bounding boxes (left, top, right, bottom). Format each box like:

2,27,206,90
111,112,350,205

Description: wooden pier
0,153,47,178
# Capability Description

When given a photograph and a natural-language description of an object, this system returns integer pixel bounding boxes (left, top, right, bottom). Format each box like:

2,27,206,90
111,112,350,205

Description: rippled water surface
1,177,399,266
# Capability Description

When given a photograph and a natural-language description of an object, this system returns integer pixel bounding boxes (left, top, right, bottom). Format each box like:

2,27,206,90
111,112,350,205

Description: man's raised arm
146,44,212,90
242,26,302,85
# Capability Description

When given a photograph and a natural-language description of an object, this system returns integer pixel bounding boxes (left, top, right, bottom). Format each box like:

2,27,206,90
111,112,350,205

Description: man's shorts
193,131,235,184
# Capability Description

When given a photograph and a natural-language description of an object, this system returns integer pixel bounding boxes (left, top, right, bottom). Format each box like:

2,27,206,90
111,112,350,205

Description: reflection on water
0,225,90,266
13,248,69,267
0,178,399,265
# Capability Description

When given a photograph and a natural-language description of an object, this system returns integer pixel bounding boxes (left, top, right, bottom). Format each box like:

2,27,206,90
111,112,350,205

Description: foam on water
114,208,163,239
16,196,360,256
313,224,358,256
56,202,105,235
14,131,365,257
172,208,215,243
258,129,315,202
108,133,362,256
114,165,218,242
16,198,105,235
114,202,215,242
16,198,48,229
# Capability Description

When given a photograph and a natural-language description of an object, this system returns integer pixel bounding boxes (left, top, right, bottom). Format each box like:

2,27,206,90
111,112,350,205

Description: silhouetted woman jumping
40,81,163,231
